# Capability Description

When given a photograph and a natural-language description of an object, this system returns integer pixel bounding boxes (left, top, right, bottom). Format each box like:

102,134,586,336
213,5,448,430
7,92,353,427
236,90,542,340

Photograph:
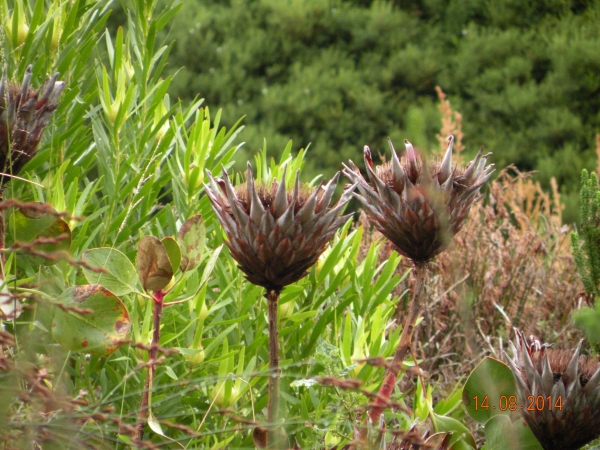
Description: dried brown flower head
205,164,355,292
343,137,494,264
506,329,600,450
0,66,65,186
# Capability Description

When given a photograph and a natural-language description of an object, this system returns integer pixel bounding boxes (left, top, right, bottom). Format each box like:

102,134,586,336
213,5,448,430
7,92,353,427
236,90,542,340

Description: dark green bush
164,0,600,223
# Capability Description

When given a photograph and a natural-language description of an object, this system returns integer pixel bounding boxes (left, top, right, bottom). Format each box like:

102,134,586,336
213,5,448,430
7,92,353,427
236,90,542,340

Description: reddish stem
0,190,5,270
136,289,165,442
265,289,282,448
368,263,427,426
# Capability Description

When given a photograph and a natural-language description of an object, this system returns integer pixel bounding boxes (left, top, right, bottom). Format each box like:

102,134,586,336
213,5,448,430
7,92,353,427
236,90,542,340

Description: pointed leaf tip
440,136,454,181
364,146,373,168
404,140,416,162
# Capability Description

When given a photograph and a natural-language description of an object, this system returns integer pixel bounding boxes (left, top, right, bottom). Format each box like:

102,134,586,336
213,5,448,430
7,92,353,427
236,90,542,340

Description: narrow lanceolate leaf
137,236,173,292
82,247,137,296
178,214,206,272
7,202,71,266
52,284,130,357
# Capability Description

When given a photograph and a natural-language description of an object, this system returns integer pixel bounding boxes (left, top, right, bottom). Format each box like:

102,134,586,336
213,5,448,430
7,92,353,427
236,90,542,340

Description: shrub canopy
165,0,600,222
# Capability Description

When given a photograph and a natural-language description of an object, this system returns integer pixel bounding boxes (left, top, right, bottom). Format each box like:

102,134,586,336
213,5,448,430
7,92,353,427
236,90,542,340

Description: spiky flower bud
205,164,355,292
0,66,65,186
343,136,494,264
505,329,600,450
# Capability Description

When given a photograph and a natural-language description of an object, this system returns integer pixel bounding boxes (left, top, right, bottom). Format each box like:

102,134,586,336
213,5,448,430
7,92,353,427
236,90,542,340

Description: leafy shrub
0,0,592,448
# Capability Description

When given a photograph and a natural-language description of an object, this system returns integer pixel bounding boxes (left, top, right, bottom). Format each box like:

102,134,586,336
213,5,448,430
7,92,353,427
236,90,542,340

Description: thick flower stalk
205,164,354,448
506,329,600,450
343,136,494,428
0,66,65,186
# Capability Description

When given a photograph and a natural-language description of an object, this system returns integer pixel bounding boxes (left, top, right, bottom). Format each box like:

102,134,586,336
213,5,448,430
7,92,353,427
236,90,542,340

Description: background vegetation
0,0,597,448
164,0,600,223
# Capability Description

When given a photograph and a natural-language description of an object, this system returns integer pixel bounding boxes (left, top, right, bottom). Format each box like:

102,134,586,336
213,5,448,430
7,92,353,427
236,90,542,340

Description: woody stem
136,289,165,442
0,190,5,270
266,289,282,448
368,263,427,425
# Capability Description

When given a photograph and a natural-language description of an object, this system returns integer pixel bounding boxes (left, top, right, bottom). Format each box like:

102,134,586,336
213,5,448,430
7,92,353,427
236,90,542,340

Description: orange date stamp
471,395,563,411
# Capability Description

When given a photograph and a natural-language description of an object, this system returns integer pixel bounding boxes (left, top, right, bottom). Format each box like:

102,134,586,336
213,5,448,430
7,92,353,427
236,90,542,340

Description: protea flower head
0,65,65,186
205,164,355,292
342,136,494,264
505,328,600,450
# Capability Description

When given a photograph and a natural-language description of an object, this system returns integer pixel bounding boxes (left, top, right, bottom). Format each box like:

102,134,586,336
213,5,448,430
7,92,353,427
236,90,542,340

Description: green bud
6,0,29,46
184,345,205,366
210,381,239,409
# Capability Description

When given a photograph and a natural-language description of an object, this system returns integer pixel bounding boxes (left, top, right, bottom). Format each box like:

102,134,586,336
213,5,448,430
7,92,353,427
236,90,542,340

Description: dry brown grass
356,89,583,399
421,167,580,388
356,166,581,392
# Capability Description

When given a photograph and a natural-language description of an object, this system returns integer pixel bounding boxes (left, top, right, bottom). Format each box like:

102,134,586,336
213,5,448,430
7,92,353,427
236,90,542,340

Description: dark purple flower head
0,65,65,186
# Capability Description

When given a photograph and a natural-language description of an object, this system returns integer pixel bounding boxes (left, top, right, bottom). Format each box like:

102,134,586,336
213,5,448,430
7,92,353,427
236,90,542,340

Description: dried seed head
205,164,356,292
0,66,65,186
343,136,494,263
505,328,600,450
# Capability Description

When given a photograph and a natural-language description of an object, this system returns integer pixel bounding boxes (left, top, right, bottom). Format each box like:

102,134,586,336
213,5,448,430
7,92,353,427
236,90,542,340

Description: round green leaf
462,356,518,425
7,202,71,266
484,415,542,450
52,285,130,357
137,236,173,291
161,237,181,274
82,248,137,296
178,214,205,272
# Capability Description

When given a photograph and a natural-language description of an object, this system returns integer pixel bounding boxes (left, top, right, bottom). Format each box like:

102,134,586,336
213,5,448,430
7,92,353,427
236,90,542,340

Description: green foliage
573,301,600,345
7,203,71,266
462,357,517,425
52,285,130,357
0,0,425,442
484,416,542,450
0,0,577,448
177,214,206,272
164,0,600,223
82,248,138,296
572,170,600,301
165,0,440,177
571,169,600,346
